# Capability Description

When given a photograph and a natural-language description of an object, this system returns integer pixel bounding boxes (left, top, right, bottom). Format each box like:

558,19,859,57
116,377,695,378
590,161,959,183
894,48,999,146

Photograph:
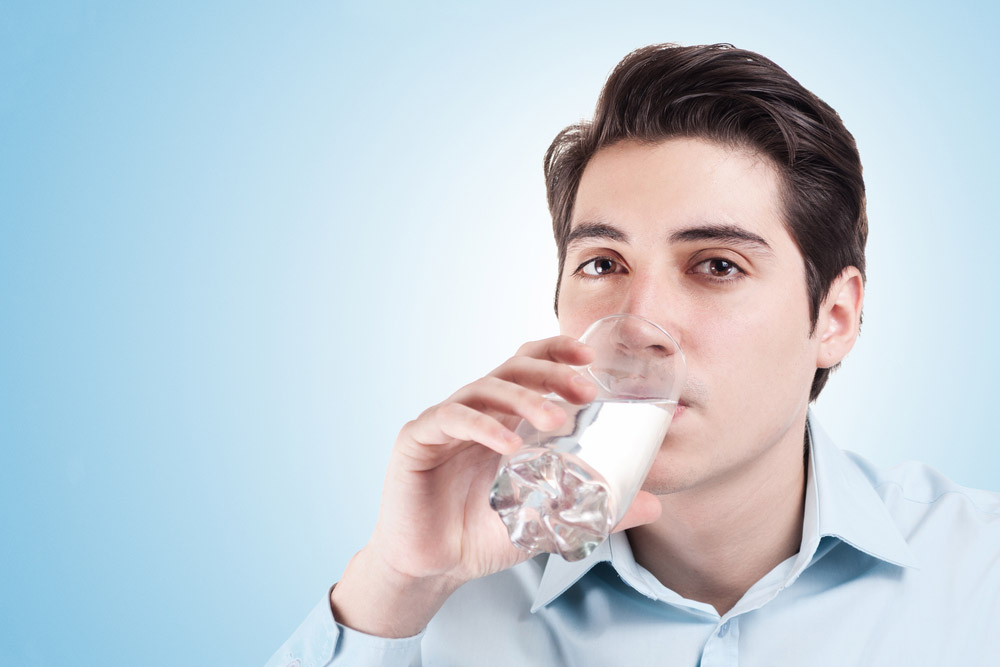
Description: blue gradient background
1,2,997,664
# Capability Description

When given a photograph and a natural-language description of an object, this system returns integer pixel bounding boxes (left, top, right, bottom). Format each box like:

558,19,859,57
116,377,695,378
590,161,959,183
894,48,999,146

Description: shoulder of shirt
843,449,1000,518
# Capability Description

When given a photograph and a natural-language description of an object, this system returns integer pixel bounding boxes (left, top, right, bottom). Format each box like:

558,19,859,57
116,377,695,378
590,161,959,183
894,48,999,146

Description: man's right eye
577,257,622,277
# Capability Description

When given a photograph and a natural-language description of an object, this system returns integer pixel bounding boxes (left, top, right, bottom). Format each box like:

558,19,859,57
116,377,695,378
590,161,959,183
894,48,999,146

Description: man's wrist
329,547,461,639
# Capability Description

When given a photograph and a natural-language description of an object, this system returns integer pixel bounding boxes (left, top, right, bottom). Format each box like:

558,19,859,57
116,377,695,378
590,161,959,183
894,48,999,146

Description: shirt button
718,621,731,637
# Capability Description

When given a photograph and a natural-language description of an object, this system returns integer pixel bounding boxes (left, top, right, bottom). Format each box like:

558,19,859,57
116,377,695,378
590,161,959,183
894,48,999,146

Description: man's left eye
694,258,743,279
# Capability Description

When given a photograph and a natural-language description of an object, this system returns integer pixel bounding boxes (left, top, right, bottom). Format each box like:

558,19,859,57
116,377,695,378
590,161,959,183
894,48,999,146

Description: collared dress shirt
267,415,1000,666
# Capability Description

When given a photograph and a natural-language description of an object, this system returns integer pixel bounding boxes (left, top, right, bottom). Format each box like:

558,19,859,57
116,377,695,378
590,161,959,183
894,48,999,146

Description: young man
269,44,1000,666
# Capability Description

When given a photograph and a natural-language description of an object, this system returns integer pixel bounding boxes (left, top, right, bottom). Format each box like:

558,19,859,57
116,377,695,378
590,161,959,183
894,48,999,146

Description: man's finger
612,491,662,532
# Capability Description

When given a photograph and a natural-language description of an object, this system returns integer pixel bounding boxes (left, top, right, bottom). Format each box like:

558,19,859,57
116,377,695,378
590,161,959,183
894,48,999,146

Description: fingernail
572,374,594,387
542,400,562,413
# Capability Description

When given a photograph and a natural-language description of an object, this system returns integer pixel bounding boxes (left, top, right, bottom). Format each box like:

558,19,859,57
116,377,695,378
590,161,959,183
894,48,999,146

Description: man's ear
815,267,864,369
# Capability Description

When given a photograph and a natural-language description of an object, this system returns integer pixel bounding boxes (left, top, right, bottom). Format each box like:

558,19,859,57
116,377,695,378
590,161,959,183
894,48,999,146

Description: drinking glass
489,314,686,561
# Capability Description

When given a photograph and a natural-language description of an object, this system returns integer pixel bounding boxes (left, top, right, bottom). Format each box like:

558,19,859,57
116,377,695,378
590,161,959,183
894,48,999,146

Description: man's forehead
567,138,791,252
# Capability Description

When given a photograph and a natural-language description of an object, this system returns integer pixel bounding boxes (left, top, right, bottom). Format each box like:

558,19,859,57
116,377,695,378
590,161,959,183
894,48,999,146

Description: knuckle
450,380,477,400
438,402,466,422
481,375,505,389
472,375,503,398
516,336,550,358
500,363,529,388
515,341,534,357
471,410,494,430
398,418,420,438
417,403,445,423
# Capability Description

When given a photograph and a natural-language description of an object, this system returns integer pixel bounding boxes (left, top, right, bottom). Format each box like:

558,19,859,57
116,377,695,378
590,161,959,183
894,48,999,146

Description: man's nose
614,272,683,351
609,313,680,362
613,316,673,356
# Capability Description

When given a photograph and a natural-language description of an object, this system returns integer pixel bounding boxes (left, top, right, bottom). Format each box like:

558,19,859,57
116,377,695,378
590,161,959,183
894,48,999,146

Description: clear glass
489,314,686,561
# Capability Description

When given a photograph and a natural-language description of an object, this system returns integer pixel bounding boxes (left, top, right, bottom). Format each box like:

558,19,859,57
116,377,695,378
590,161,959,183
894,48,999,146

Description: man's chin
640,465,693,497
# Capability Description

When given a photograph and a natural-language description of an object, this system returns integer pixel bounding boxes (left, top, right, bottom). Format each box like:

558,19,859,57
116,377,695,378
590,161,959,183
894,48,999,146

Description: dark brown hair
545,43,867,401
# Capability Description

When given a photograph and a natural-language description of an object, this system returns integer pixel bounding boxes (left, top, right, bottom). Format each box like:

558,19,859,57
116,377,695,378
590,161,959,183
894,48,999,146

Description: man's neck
626,422,808,616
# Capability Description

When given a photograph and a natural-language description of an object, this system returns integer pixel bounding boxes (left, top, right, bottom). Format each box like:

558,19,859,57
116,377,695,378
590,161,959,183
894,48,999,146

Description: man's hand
329,336,661,638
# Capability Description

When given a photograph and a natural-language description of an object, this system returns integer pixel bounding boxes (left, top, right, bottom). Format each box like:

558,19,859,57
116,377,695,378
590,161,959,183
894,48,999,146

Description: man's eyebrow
668,224,774,253
565,222,629,249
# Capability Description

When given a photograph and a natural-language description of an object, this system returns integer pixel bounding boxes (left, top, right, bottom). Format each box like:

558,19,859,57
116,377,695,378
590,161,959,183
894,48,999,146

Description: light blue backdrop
2,1,997,664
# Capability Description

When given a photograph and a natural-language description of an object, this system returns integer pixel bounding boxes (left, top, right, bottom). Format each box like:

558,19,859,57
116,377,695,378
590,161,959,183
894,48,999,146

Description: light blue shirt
267,416,1000,666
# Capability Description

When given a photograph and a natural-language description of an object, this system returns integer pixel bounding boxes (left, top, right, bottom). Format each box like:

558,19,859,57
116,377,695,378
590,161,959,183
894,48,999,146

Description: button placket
700,617,741,667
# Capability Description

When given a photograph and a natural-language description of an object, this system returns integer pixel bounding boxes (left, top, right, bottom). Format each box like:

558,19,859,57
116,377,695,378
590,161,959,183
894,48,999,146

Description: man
268,44,1000,666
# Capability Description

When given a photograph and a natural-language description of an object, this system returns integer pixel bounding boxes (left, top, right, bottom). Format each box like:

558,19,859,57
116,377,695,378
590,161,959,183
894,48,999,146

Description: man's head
546,43,867,401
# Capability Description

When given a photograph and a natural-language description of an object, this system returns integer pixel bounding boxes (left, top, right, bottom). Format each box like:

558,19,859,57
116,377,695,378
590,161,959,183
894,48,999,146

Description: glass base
489,448,614,562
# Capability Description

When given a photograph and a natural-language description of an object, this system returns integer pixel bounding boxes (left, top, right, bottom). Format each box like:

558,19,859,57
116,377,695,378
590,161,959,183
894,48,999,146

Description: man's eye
578,257,621,276
694,258,744,279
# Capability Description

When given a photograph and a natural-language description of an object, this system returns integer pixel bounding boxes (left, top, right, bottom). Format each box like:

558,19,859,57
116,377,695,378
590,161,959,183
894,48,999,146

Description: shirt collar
806,411,918,570
532,410,917,611
531,529,614,613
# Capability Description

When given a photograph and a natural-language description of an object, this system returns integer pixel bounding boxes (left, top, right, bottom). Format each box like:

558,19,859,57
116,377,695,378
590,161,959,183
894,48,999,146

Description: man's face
556,137,821,496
